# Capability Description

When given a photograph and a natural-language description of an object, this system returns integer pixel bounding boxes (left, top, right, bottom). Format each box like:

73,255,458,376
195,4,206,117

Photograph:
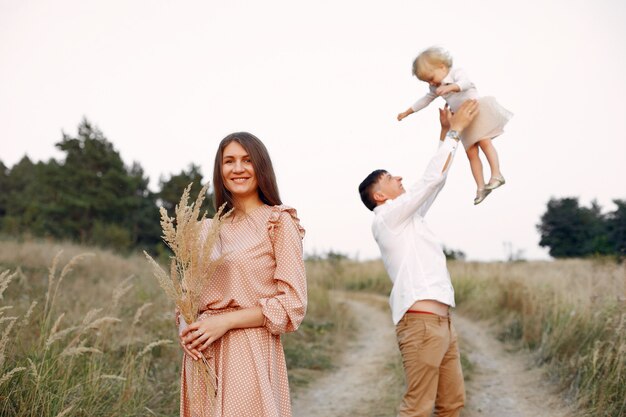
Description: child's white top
411,67,479,113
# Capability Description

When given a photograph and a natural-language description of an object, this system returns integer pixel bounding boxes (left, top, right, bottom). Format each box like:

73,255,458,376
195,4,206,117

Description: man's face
376,172,405,203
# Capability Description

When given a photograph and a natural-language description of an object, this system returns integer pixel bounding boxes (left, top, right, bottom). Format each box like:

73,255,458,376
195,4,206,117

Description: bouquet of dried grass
144,182,230,413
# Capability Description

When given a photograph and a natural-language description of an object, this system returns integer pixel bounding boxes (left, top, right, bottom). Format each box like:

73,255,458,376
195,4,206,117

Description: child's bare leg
477,138,502,180
466,143,485,190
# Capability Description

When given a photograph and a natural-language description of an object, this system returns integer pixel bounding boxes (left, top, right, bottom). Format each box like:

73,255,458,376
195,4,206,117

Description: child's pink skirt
459,96,513,150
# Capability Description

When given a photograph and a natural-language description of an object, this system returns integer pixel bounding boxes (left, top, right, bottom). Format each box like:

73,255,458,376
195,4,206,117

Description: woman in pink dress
178,132,307,417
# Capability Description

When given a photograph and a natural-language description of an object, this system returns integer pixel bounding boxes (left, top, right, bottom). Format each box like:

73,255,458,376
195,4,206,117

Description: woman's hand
181,315,232,354
178,320,203,360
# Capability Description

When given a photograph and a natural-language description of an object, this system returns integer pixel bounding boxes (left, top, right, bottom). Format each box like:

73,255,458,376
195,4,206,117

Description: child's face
419,62,449,87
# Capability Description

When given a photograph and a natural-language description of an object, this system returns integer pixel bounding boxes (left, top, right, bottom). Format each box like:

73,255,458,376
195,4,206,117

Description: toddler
397,46,512,205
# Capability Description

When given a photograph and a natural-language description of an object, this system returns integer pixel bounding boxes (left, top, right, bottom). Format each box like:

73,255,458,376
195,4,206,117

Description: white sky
1,0,625,261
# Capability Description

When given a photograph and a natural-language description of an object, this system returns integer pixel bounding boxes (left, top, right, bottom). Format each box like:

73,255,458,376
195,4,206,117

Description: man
358,99,479,417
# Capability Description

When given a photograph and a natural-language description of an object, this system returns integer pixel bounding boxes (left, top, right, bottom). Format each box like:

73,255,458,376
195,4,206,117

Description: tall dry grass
0,242,181,416
0,239,355,414
283,259,355,387
450,260,626,417
323,256,625,417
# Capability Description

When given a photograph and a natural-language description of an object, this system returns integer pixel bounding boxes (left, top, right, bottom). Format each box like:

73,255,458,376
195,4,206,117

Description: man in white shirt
358,99,478,417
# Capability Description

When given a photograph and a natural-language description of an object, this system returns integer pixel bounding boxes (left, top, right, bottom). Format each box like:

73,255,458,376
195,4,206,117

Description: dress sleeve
259,205,307,335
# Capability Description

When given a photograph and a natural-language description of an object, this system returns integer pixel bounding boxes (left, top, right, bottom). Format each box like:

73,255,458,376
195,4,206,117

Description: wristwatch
446,130,460,141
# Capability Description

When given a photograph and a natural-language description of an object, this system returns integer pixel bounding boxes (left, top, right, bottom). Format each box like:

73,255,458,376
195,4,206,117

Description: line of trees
0,118,214,252
2,119,625,259
537,197,626,258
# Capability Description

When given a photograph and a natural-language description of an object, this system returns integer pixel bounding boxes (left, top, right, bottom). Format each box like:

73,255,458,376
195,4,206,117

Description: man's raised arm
380,100,479,227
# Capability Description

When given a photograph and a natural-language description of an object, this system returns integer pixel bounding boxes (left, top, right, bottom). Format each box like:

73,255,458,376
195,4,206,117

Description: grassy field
322,257,626,417
1,238,624,416
0,239,351,416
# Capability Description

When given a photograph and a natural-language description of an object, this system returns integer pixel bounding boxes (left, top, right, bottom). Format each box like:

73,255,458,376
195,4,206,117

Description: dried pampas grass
144,182,230,412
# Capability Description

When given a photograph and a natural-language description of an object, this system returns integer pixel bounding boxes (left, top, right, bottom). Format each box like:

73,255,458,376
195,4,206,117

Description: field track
292,292,574,417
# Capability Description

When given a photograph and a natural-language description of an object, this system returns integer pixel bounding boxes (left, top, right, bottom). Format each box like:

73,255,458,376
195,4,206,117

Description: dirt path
292,292,574,417
454,314,574,417
291,292,401,417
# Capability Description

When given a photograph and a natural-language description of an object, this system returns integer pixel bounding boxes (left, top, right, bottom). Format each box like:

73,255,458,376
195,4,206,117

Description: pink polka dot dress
179,204,307,417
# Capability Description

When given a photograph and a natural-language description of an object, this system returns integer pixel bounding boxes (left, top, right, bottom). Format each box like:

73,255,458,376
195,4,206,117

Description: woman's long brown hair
213,132,282,215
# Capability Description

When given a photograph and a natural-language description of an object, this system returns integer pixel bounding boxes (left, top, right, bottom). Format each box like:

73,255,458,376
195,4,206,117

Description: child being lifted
397,46,513,205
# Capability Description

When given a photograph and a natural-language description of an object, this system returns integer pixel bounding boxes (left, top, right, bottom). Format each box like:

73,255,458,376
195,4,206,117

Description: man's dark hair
358,169,387,211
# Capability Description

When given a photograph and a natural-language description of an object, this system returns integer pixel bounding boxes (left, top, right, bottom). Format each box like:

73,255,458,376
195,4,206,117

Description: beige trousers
395,312,465,417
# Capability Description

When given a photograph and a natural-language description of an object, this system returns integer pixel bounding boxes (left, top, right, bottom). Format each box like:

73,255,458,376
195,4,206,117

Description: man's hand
438,104,451,131
449,99,479,133
436,84,460,96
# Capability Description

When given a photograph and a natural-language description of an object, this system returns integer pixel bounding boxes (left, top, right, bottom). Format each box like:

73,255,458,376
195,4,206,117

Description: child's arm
397,107,414,121
398,90,438,121
436,68,474,96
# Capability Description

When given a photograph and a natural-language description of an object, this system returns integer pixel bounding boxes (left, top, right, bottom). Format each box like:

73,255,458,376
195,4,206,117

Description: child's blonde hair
412,46,453,80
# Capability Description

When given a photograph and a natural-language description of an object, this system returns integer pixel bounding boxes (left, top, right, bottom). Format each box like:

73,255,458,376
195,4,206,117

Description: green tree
606,199,626,257
53,118,162,249
0,160,8,218
125,162,161,250
537,197,609,258
158,164,215,217
2,156,38,234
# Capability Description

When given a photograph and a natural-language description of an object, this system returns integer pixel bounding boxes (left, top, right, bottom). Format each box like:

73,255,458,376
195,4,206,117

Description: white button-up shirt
372,136,459,324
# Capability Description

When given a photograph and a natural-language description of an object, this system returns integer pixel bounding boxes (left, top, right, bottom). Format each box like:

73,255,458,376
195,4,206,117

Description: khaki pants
395,312,465,417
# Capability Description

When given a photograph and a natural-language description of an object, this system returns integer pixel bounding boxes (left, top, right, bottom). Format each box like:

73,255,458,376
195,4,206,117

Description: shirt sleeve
259,207,307,335
379,137,459,229
450,67,474,91
411,88,438,112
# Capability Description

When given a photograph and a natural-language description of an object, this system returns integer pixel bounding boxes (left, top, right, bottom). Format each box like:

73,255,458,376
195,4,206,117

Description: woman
178,132,307,417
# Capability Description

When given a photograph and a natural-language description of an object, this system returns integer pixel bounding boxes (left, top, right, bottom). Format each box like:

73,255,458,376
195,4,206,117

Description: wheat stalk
19,301,38,327
0,366,26,387
99,374,126,381
144,182,231,412
137,339,173,358
86,317,121,330
0,316,18,367
0,269,17,299
112,275,134,310
54,405,75,417
44,252,94,325
60,346,103,357
44,251,63,315
133,303,153,327
81,308,103,327
27,358,39,385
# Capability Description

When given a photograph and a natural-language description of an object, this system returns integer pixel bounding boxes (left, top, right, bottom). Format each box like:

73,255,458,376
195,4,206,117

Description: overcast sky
2,0,625,261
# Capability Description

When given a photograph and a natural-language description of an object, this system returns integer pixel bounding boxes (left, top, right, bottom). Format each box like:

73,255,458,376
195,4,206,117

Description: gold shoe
485,175,505,191
474,188,492,205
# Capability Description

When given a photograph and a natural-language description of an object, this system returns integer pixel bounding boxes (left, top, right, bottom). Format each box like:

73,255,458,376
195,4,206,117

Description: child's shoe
485,175,505,191
474,188,492,205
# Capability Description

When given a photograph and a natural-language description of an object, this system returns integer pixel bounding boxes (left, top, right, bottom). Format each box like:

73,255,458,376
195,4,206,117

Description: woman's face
221,141,258,201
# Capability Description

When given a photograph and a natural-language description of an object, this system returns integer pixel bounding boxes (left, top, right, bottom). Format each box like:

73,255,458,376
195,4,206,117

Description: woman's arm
181,307,265,358
258,209,307,335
